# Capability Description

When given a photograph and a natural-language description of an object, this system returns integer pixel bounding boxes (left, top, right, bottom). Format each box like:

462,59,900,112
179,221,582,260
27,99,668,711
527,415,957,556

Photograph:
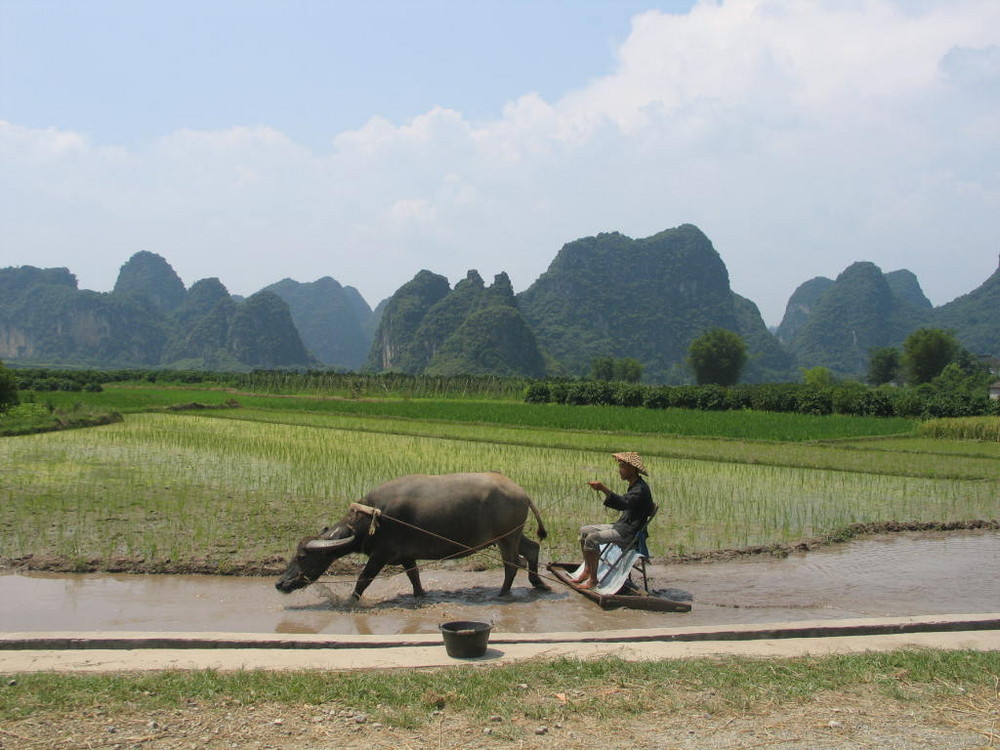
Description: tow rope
349,502,382,534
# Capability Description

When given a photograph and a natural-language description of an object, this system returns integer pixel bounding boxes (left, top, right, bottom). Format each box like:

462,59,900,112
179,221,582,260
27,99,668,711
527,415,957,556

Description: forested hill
366,270,549,377
2,232,997,380
262,277,374,371
517,225,792,382
933,263,1000,358
777,258,999,377
0,252,315,369
782,261,933,376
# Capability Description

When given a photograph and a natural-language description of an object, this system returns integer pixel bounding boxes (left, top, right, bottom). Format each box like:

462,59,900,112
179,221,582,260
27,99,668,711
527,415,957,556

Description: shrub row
13,368,998,420
524,381,1000,420
13,368,230,392
15,371,105,392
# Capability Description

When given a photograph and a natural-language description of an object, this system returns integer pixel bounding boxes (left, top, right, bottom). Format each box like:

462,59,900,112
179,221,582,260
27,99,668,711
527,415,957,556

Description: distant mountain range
776,260,998,376
2,225,997,382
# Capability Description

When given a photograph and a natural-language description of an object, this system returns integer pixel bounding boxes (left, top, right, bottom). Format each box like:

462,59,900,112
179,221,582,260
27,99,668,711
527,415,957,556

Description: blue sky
2,0,998,325
2,1,693,147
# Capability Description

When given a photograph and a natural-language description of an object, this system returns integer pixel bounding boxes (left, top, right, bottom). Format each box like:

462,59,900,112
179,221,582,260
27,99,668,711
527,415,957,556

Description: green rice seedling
225,397,917,441
2,400,997,574
207,408,1000,481
838,435,1000,459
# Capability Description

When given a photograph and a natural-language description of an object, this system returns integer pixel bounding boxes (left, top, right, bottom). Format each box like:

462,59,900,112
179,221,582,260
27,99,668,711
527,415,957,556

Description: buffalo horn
304,534,355,551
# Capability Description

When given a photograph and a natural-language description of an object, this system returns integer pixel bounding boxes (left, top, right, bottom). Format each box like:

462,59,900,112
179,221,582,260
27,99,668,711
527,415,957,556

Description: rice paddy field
1,385,998,573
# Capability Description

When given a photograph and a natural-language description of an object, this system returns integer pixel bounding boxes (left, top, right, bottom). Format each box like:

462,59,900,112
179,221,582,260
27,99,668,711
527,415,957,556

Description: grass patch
19,386,243,415
0,401,123,437
2,650,996,727
26,386,919,441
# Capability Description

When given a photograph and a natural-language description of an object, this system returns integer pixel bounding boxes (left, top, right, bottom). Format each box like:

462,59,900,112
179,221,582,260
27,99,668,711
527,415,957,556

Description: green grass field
23,385,921,438
2,650,997,731
2,384,997,573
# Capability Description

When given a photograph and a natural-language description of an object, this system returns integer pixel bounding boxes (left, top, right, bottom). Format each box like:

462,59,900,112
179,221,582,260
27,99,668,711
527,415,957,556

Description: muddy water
2,531,997,636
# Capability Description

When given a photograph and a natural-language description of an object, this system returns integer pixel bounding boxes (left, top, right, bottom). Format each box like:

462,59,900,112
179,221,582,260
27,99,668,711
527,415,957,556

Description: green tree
614,357,644,384
590,357,615,381
687,328,747,386
902,328,960,385
952,348,992,382
800,366,835,388
591,356,644,383
932,357,993,394
0,360,18,412
867,347,901,386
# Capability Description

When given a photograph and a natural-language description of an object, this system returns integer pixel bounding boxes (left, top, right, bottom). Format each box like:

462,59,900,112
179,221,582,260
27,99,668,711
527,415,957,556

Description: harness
349,502,382,534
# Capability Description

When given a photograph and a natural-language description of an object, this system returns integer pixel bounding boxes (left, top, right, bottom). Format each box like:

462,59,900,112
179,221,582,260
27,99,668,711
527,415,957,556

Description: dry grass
1,673,996,750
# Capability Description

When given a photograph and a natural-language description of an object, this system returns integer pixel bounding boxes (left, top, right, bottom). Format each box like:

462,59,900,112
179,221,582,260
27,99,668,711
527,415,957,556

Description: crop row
12,368,532,400
19,385,919,441
2,409,996,574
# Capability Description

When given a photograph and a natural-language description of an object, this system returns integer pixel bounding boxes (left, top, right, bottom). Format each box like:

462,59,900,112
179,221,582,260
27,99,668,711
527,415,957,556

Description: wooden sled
548,506,692,613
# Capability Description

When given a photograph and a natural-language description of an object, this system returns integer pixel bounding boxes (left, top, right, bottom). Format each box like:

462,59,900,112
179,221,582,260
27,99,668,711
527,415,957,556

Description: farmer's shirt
604,477,653,538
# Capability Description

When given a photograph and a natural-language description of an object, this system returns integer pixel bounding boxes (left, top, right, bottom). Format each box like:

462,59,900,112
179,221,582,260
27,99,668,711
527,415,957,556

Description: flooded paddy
2,530,997,636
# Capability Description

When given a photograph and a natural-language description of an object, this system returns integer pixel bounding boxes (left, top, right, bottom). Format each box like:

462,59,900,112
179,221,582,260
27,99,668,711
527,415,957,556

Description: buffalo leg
497,534,521,595
400,558,426,597
352,555,388,600
519,535,550,590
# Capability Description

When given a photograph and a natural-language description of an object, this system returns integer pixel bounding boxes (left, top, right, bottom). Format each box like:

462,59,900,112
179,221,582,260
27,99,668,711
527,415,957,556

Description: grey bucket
439,620,492,658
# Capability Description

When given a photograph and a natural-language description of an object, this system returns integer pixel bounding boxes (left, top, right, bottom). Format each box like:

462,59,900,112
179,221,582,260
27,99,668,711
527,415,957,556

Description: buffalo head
275,522,362,594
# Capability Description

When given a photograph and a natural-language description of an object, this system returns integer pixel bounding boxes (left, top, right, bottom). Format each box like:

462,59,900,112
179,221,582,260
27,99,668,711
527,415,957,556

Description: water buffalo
275,472,549,599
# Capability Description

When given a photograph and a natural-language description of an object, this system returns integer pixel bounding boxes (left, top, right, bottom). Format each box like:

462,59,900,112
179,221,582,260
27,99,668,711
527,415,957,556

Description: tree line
2,324,995,422
685,326,994,393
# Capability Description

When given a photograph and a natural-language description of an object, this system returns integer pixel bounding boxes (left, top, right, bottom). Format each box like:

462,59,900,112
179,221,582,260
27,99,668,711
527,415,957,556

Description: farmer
571,451,654,590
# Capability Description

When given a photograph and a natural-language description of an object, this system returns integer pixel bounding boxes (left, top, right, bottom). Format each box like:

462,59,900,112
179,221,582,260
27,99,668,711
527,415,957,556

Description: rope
375,510,526,563
349,502,381,533
330,505,568,589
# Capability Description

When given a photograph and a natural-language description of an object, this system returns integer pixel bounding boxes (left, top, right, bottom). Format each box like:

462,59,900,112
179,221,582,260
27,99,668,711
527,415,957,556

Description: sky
1,0,998,326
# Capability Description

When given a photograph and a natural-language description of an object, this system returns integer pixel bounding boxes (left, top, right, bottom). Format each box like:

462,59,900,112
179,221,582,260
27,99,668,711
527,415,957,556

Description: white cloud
389,198,435,225
0,121,90,163
2,0,999,324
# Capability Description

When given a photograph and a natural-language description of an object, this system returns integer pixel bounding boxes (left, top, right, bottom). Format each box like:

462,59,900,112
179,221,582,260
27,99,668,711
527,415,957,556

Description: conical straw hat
612,451,647,475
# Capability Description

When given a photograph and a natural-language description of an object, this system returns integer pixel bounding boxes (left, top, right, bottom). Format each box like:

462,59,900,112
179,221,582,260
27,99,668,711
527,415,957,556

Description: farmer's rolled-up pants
579,523,629,553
